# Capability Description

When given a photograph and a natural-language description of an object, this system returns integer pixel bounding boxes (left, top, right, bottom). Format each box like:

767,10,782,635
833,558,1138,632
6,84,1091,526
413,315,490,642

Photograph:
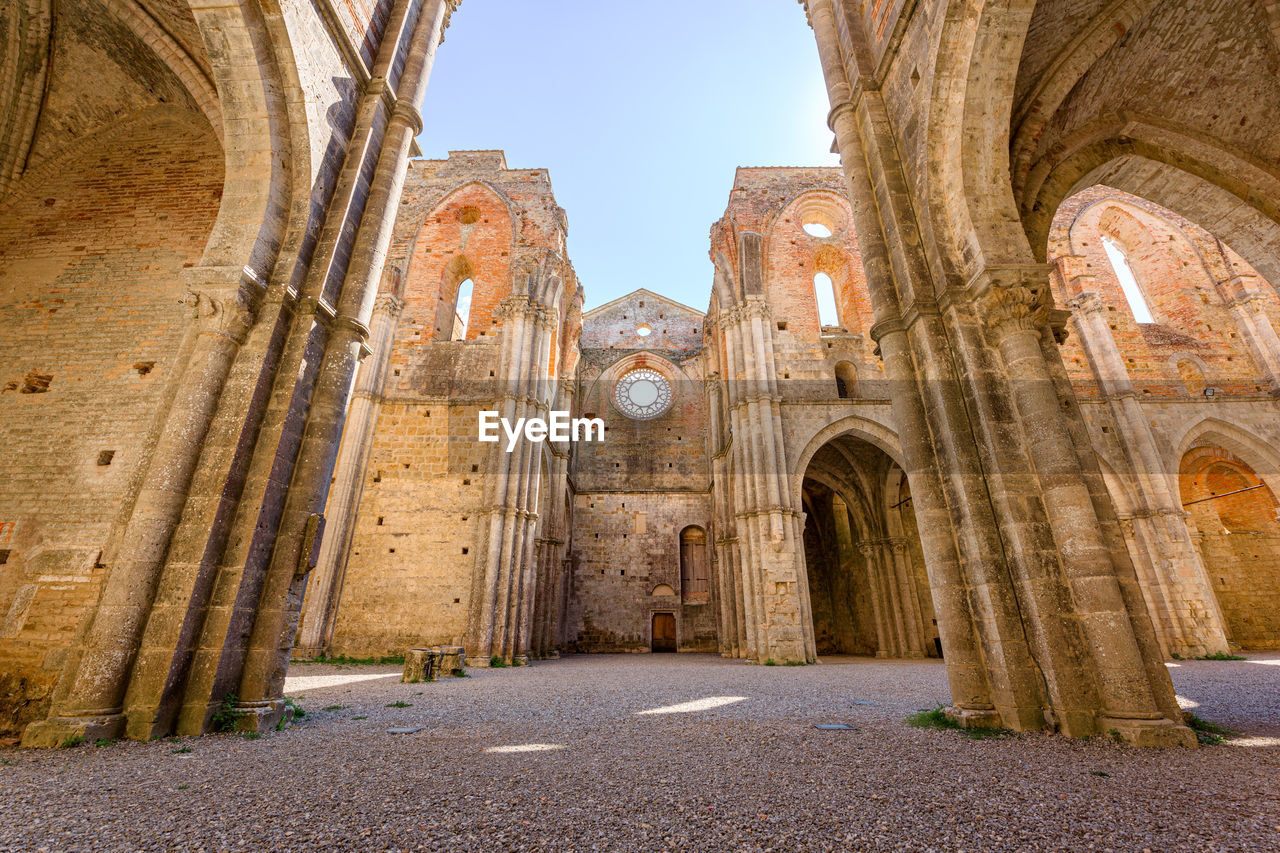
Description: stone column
707,373,741,658
856,540,894,657
888,538,926,657
810,0,997,721
468,286,554,664
727,291,813,663
1068,290,1228,656
21,274,262,747
295,289,404,658
809,0,1190,743
976,266,1189,743
232,0,455,729
722,306,765,659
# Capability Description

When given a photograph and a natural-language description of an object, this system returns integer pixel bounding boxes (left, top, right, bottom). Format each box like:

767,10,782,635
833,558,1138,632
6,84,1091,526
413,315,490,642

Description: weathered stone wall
568,290,715,652
1046,185,1280,653
568,492,715,652
0,111,223,731
318,151,581,660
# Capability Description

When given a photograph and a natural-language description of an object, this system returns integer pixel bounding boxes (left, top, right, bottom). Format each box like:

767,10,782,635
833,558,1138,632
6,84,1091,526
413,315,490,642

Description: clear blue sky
416,1,839,311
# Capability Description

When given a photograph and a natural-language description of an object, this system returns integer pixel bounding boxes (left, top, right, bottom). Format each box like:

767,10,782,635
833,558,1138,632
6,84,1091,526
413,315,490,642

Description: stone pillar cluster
21,0,459,745
466,264,567,664
295,287,406,659
529,397,574,659
1065,287,1229,657
804,0,1193,745
711,238,816,664
853,538,926,659
706,374,743,659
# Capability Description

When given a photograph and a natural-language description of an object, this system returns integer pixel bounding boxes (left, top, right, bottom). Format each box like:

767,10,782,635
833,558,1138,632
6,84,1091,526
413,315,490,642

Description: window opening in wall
1101,238,1154,324
636,323,652,337
814,272,839,327
834,362,856,399
614,368,673,420
680,526,710,604
803,222,833,238
452,278,474,340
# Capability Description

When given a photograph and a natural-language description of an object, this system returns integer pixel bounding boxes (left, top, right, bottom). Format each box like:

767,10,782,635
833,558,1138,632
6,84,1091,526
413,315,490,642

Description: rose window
613,368,673,420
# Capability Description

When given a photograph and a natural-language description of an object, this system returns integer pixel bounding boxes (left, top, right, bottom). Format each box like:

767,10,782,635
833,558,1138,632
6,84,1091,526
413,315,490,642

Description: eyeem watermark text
479,411,605,451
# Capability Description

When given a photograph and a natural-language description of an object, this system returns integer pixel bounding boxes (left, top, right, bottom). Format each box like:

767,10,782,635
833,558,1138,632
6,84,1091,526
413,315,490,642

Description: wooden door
652,612,677,653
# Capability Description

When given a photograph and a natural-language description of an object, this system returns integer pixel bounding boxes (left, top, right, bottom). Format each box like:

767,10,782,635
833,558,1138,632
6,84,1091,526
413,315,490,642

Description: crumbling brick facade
304,157,1280,689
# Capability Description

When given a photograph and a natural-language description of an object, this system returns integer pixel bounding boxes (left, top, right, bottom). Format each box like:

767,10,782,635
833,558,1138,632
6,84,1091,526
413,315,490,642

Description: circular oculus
614,368,673,420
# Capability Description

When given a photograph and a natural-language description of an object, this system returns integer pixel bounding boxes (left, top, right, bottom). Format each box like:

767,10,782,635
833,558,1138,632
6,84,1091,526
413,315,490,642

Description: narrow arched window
452,278,474,341
834,361,856,399
1101,238,1154,324
679,526,709,604
814,272,840,328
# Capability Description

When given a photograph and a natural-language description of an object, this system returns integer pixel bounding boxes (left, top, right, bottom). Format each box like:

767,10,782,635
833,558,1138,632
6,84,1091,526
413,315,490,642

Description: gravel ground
2,653,1277,852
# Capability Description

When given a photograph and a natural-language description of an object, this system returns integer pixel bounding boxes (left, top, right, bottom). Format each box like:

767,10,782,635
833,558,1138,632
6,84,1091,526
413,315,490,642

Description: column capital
372,294,404,316
390,99,423,135
1068,291,1108,316
440,0,462,43
968,263,1056,343
179,264,269,344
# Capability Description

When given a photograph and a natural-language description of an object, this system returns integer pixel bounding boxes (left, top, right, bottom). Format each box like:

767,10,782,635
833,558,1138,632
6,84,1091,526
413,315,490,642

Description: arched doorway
799,434,936,659
1180,444,1280,649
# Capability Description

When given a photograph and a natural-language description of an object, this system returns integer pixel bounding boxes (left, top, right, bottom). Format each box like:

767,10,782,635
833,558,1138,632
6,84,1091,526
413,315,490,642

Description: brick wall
1181,445,1280,648
0,112,222,730
1050,186,1280,399
326,151,576,656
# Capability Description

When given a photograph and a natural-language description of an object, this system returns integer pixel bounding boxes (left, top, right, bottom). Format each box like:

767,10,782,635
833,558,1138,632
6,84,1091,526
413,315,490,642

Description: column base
123,706,178,742
291,645,327,661
945,706,1004,731
234,699,290,733
21,713,125,748
1099,715,1197,748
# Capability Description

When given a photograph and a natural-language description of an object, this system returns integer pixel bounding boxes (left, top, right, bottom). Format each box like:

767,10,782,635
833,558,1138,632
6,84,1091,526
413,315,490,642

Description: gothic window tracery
613,368,673,420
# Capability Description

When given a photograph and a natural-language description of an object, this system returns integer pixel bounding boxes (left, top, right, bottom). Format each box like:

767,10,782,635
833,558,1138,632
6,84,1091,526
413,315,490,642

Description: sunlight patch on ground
1174,694,1200,709
485,744,565,754
1244,658,1280,666
284,672,400,693
638,696,748,715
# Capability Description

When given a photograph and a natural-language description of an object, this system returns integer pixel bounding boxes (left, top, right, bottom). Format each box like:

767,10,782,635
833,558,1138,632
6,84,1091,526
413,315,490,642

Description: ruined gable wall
718,168,885,402
328,152,575,656
568,292,716,652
